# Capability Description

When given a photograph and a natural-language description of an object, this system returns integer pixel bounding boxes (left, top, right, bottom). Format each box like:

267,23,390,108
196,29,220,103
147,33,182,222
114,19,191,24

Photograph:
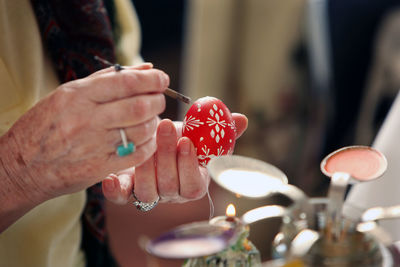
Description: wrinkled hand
1,63,168,204
102,114,248,204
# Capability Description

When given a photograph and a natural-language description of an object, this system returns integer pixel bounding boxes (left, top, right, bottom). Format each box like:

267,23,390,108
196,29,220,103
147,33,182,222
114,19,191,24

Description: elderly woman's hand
102,114,248,205
0,64,168,228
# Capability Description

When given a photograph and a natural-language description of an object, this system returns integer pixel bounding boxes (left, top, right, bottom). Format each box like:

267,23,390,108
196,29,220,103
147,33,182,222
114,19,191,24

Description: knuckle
156,94,166,113
141,118,158,136
159,179,178,194
182,185,206,200
137,193,153,203
120,71,139,92
157,71,168,89
130,98,150,118
132,139,156,165
132,151,147,166
161,143,176,153
135,188,157,203
53,85,77,109
109,196,127,205
100,111,114,126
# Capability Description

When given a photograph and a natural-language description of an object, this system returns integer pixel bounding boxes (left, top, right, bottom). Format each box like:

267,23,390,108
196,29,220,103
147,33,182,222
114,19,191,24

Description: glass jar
272,198,385,266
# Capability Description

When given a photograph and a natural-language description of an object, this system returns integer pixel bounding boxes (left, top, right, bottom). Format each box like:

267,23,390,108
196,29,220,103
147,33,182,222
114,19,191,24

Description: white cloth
346,90,400,241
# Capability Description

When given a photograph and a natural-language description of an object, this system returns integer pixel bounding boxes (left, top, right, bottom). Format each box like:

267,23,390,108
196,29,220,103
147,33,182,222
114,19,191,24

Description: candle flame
226,203,236,217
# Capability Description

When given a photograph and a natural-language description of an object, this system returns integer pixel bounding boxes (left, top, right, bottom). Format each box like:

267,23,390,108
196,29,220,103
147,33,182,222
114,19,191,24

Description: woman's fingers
81,69,170,103
105,134,157,175
102,174,126,204
103,113,247,205
131,114,247,204
177,137,207,200
155,120,207,202
93,93,165,129
105,117,158,151
102,169,135,204
133,155,159,203
127,123,208,205
6,64,171,204
232,113,248,139
155,119,179,200
88,62,154,78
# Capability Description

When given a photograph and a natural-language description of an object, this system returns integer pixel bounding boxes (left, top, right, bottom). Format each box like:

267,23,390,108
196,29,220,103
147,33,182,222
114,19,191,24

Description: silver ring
132,190,160,212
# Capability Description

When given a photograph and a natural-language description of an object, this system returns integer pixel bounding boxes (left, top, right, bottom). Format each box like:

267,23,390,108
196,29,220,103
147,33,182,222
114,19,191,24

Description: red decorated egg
182,96,237,166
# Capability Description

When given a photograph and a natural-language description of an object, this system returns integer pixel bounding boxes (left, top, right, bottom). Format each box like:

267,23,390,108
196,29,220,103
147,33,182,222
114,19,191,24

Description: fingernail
180,138,192,155
159,120,173,136
143,62,153,68
104,177,115,191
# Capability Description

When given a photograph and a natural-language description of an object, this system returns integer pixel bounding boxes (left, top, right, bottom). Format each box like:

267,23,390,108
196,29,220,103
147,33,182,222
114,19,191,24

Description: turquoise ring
117,129,135,157
117,142,135,157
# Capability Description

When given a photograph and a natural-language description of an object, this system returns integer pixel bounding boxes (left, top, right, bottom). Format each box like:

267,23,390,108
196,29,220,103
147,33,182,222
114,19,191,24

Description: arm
0,133,40,232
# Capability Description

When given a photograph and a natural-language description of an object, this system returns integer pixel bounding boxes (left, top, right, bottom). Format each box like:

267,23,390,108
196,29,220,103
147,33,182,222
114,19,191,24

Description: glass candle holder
183,216,261,267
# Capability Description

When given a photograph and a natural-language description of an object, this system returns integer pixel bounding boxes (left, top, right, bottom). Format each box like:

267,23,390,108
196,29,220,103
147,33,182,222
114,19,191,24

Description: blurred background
107,0,400,266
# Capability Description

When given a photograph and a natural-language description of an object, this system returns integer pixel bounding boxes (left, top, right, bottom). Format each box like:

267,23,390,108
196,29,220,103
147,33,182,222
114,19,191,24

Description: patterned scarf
31,0,118,266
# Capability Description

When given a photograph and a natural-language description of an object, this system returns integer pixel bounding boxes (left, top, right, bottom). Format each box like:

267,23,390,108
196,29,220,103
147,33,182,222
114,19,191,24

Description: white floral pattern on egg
182,96,236,166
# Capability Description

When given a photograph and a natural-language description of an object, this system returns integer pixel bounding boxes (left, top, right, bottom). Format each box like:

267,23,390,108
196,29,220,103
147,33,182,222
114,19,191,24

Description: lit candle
209,203,240,229
226,203,237,222
184,204,261,266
